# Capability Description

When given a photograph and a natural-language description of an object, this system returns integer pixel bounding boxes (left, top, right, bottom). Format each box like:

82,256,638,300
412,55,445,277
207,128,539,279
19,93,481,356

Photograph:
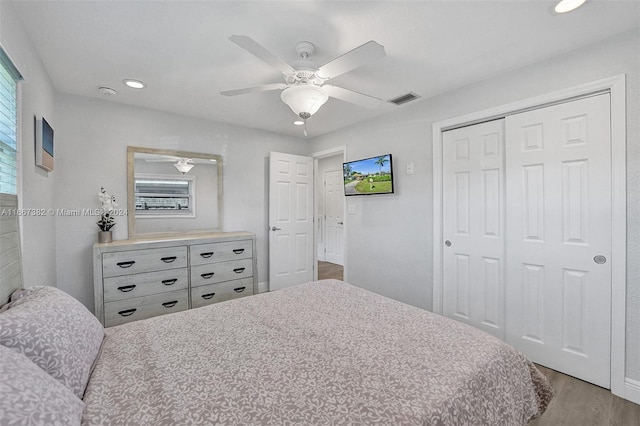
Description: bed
0,197,552,425
1,279,552,425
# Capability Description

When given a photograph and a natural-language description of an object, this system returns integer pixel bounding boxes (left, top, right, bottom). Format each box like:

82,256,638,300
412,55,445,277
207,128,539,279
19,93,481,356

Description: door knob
271,226,282,231
338,222,344,225
445,240,452,247
593,255,607,264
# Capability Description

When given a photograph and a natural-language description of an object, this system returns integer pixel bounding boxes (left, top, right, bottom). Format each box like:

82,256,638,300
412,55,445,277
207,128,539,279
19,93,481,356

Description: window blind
0,48,22,195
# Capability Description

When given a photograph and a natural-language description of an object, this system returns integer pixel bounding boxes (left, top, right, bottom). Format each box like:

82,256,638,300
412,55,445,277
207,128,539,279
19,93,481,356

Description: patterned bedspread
82,280,552,425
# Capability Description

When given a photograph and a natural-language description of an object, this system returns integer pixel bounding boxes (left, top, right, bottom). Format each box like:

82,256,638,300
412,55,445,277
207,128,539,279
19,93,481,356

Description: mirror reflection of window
128,147,223,237
134,175,195,217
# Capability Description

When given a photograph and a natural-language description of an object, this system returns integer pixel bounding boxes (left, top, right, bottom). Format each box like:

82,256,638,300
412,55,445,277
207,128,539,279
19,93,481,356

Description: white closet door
505,94,612,388
442,119,505,339
324,170,344,266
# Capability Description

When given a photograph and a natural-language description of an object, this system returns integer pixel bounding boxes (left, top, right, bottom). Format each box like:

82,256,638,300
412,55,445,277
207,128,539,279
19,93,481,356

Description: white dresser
93,232,257,327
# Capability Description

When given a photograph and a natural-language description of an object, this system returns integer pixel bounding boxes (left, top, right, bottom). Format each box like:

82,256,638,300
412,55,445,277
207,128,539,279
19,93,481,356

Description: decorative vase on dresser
93,232,257,327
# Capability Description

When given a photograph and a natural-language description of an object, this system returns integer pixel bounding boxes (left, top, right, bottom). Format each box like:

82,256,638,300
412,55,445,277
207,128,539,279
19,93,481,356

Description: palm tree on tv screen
375,156,389,175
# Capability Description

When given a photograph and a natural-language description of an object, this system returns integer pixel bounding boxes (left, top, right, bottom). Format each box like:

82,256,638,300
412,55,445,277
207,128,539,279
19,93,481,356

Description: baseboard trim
620,378,640,404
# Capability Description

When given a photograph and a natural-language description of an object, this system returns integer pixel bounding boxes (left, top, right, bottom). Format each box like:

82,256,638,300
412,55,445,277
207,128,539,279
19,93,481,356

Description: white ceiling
11,0,640,138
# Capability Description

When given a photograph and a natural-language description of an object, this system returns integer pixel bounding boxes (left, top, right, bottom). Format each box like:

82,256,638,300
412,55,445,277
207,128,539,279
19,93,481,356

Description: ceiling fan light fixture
554,0,586,13
280,84,329,118
174,159,194,174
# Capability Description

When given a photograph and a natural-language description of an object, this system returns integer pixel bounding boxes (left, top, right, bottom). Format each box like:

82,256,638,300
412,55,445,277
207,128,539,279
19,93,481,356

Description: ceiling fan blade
229,35,296,75
318,41,386,80
221,83,288,96
323,85,383,109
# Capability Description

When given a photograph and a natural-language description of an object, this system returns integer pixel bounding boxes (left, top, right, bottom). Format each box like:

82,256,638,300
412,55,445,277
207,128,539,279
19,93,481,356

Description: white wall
53,93,307,311
310,29,640,381
0,1,57,289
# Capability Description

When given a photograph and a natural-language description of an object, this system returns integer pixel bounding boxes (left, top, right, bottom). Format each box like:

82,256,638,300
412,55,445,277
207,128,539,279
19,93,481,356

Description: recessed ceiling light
293,120,304,126
122,79,146,89
555,0,586,13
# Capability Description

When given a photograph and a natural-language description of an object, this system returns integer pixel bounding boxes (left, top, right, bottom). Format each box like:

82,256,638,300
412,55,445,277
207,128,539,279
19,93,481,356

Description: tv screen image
343,154,394,196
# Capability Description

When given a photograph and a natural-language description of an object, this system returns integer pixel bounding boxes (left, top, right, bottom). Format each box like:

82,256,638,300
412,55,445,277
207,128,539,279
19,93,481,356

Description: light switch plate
406,161,414,175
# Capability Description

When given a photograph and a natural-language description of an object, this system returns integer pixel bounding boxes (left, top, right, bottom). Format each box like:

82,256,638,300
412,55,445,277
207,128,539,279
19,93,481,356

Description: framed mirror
127,146,223,238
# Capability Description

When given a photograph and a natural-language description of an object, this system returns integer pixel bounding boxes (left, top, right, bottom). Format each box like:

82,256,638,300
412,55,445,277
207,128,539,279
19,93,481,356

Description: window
0,48,22,195
134,174,195,217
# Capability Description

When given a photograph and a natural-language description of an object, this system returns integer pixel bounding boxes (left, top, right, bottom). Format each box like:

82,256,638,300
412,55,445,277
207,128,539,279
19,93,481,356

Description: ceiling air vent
388,92,421,106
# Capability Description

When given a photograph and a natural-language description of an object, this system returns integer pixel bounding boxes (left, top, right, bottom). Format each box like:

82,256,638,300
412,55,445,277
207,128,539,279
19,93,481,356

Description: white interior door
505,94,612,388
269,152,314,291
324,170,344,265
442,119,506,340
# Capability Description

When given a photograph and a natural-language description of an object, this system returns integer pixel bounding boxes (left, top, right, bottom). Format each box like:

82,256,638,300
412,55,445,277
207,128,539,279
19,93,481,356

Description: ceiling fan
221,35,386,134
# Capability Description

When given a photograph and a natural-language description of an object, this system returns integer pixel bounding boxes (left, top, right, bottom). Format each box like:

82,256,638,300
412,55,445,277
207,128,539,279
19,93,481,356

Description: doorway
313,147,347,282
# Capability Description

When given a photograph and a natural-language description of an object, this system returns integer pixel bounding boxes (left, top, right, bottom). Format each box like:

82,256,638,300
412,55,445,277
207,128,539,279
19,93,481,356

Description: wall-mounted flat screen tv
343,154,394,196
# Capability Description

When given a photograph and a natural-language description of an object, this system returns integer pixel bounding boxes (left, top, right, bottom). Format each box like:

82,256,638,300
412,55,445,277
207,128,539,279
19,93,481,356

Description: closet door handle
161,256,177,263
118,308,137,317
162,301,178,308
201,293,216,300
117,285,136,293
594,255,607,264
200,252,214,258
201,272,215,279
444,240,452,247
116,261,135,268
162,278,178,286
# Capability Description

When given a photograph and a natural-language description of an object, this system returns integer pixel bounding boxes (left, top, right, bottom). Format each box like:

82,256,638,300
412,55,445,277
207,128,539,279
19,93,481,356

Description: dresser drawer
191,258,253,287
191,278,254,309
104,289,188,327
103,268,188,303
190,240,253,266
102,246,187,277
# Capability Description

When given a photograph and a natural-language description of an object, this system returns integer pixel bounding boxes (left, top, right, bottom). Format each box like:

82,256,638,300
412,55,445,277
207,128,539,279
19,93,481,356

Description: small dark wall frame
35,116,54,172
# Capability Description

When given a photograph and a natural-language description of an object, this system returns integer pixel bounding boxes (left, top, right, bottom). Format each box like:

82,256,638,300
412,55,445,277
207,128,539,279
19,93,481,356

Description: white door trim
312,146,347,282
432,75,633,402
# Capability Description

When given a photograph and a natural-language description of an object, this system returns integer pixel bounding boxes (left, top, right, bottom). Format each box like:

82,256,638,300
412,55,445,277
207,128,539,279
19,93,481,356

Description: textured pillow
0,345,84,425
0,286,104,399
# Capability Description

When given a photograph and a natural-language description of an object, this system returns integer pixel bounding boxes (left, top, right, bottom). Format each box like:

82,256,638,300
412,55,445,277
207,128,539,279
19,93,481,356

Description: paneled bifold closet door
442,93,612,388
505,94,612,388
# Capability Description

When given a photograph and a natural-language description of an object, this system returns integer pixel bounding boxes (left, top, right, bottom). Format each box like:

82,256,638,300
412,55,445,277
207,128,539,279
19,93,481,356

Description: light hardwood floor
317,261,640,425
530,365,640,425
318,261,343,280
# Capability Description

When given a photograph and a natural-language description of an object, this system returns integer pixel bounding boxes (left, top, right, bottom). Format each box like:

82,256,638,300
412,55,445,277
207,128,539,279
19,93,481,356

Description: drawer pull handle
118,308,137,317
161,256,177,263
116,261,136,268
200,252,214,258
201,293,216,300
201,272,215,279
233,287,246,293
117,285,136,293
233,267,245,274
232,249,245,254
162,278,178,286
162,301,178,308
